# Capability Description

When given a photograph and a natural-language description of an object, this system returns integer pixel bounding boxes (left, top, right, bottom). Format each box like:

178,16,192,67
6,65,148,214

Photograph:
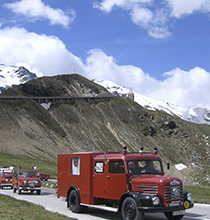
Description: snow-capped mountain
95,80,210,125
0,64,37,92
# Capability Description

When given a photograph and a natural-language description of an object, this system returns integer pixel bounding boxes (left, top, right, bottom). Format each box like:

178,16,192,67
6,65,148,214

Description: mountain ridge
95,80,210,125
1,64,210,126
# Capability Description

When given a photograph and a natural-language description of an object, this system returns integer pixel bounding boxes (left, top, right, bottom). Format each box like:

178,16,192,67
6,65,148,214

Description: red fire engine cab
12,168,42,195
57,147,193,220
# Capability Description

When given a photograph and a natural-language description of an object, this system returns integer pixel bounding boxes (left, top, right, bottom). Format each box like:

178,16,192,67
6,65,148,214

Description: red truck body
57,148,193,220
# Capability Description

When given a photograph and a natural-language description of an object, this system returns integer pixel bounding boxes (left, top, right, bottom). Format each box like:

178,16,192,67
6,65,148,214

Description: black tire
68,190,82,213
37,190,41,195
17,186,21,195
13,187,16,193
121,197,144,220
165,212,184,220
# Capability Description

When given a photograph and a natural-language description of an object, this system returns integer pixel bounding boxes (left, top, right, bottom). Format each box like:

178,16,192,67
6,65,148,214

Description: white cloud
94,0,210,38
167,0,210,18
130,6,171,38
0,27,85,76
148,67,210,107
85,48,159,92
94,0,153,12
94,0,171,38
4,0,75,28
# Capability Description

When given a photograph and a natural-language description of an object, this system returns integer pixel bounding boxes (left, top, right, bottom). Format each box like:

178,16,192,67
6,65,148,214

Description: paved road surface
0,187,209,220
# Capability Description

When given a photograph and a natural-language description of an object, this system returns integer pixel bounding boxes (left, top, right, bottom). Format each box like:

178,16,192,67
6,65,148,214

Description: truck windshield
127,160,162,175
3,173,13,178
18,171,36,177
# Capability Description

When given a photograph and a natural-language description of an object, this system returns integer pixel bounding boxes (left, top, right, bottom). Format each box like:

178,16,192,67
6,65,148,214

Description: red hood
131,175,182,193
132,175,182,185
18,177,39,181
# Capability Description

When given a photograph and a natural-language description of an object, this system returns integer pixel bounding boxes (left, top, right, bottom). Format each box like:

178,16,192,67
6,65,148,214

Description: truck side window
71,157,80,175
95,161,104,173
109,160,124,174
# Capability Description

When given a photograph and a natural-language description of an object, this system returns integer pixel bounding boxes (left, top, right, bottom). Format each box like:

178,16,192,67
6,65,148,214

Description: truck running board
81,203,118,213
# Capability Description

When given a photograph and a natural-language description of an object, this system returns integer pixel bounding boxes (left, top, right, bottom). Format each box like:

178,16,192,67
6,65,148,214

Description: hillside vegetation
0,74,209,186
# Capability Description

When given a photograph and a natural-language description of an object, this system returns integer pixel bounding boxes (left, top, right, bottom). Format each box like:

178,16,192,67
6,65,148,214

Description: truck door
57,156,68,198
93,160,107,198
93,159,127,200
107,160,127,200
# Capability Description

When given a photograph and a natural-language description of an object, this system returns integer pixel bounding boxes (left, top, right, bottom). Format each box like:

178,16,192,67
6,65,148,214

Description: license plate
172,210,186,216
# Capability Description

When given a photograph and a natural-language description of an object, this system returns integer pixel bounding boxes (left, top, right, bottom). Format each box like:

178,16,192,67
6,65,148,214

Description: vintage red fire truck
0,166,14,189
12,168,42,195
57,147,193,220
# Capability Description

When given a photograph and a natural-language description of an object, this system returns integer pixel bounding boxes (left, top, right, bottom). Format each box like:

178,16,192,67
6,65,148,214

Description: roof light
153,147,158,154
123,146,127,154
140,147,144,154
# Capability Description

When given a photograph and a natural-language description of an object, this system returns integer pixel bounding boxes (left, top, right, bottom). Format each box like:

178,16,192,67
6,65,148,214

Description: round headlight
152,196,160,206
23,180,27,185
187,193,193,202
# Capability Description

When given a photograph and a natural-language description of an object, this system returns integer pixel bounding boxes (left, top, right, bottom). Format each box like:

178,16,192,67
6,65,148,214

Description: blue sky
1,0,210,108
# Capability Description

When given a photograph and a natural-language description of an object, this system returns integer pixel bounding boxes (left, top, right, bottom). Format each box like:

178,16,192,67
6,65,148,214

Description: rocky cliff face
0,74,209,186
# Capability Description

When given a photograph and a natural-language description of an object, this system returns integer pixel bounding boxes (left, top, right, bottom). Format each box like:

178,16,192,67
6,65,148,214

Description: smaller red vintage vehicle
37,172,50,181
12,169,42,195
0,167,14,189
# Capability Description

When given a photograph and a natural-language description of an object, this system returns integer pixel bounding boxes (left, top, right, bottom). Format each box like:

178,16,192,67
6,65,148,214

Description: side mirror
167,162,170,170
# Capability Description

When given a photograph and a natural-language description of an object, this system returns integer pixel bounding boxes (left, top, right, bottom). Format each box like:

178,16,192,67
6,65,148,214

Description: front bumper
0,183,13,188
138,203,194,213
19,186,41,191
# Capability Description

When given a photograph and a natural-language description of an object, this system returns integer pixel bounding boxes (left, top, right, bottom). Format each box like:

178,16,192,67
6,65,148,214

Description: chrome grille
165,184,184,203
137,185,158,194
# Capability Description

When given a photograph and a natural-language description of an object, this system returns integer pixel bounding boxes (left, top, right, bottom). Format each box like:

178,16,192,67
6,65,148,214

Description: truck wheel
17,187,21,195
37,190,41,195
13,187,16,193
121,197,144,220
69,190,82,213
165,212,184,220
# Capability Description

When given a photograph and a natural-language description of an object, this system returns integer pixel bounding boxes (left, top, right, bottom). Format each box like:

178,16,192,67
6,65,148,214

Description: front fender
119,192,163,211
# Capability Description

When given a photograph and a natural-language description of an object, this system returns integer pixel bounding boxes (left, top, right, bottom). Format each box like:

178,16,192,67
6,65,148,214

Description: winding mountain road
0,187,209,220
